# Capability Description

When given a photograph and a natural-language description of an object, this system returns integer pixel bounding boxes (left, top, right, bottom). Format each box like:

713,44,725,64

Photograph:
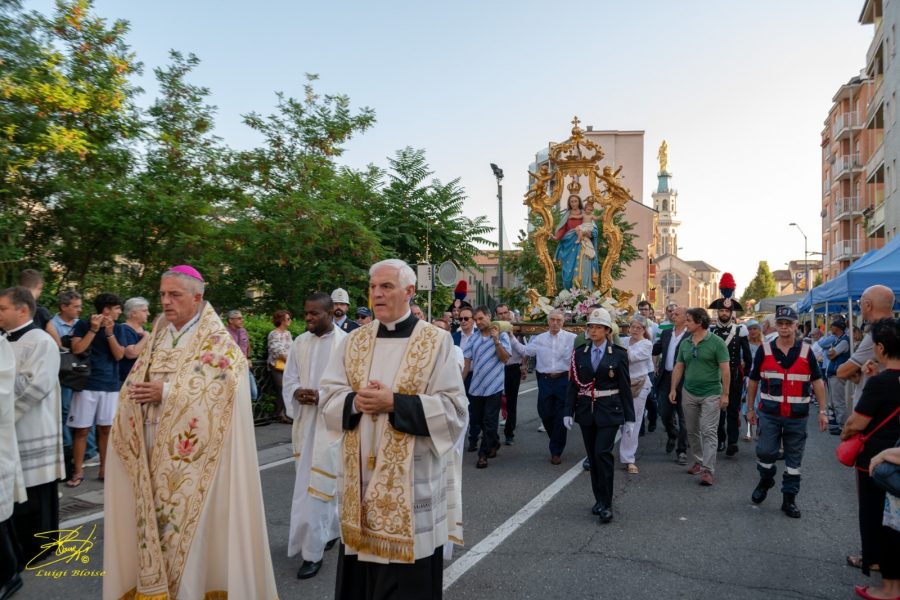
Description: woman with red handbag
840,318,900,600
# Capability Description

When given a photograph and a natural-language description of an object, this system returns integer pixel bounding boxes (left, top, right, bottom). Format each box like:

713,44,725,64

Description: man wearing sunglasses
452,307,478,451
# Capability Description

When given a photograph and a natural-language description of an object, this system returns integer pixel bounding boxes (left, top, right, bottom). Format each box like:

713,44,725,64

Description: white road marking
61,510,105,529
61,455,296,529
442,461,584,591
259,456,294,471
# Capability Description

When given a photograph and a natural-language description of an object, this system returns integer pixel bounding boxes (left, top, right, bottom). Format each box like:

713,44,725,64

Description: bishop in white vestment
283,292,345,579
102,266,278,600
320,260,467,600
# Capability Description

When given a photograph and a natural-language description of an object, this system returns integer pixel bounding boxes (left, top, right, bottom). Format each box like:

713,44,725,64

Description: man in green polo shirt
669,307,730,486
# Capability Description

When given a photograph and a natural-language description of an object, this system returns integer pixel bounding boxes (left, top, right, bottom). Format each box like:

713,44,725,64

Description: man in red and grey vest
746,306,828,518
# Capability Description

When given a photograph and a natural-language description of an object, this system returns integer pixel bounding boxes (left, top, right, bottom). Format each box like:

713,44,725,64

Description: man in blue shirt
67,292,126,487
463,306,511,469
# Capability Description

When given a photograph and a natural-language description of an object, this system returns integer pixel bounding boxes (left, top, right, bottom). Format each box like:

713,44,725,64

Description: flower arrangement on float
528,287,623,322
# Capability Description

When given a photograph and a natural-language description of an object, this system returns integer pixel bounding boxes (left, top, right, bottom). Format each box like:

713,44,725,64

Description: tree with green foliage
212,75,383,314
741,260,778,307
0,0,141,287
361,146,493,270
122,50,232,299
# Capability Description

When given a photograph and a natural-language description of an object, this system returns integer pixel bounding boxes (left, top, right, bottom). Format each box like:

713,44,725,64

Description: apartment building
821,74,883,281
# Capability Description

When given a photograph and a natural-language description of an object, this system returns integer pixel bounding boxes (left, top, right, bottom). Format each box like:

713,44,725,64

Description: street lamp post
789,222,810,294
491,163,504,292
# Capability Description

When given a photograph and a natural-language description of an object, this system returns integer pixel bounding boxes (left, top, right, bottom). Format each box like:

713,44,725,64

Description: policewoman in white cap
564,307,635,524
331,288,359,333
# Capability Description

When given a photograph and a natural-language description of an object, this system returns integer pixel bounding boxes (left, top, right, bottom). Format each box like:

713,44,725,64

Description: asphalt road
22,379,867,599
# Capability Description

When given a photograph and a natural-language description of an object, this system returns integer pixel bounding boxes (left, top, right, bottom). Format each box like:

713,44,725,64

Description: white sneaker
84,457,101,467
499,418,507,427
538,424,546,432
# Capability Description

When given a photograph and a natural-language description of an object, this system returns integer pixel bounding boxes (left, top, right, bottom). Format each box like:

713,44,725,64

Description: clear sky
28,0,873,296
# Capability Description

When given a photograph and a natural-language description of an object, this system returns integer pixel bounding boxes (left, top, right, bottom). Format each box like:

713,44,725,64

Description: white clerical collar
6,320,33,334
383,310,411,331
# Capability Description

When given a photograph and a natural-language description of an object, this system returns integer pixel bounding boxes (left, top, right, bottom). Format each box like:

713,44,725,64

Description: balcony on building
866,199,886,238
832,239,862,260
833,193,862,220
833,112,862,140
833,153,864,180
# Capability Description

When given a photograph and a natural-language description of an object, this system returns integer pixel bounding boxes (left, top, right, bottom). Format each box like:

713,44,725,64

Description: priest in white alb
0,286,64,564
103,266,278,600
284,291,345,580
0,334,26,598
320,259,467,600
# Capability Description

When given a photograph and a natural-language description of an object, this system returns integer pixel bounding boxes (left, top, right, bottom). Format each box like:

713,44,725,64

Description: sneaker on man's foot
687,462,702,475
725,444,739,457
676,452,688,466
504,436,514,446
84,456,101,468
699,469,714,486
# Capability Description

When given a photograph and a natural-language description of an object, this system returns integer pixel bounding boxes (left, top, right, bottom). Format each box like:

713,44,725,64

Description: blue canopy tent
797,236,900,348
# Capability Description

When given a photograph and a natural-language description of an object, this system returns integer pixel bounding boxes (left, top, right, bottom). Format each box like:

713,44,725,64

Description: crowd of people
0,264,899,600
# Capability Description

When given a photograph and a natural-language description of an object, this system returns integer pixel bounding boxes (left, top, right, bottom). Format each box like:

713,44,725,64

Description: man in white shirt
495,304,527,446
0,287,64,564
653,305,689,464
523,310,576,464
283,292,346,580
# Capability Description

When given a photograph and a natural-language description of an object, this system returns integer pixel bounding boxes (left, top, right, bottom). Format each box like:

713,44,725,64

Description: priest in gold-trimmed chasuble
320,259,467,600
102,266,278,600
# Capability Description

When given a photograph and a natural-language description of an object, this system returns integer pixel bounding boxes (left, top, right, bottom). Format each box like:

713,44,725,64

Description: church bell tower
652,140,680,257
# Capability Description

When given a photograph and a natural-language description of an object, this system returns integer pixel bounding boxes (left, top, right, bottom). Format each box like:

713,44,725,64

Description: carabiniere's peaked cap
708,297,744,312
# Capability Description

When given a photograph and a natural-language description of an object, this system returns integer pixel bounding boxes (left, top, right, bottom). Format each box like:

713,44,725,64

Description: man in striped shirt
463,306,511,469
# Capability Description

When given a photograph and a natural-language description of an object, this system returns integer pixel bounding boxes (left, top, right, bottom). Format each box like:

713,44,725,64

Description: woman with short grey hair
119,297,150,382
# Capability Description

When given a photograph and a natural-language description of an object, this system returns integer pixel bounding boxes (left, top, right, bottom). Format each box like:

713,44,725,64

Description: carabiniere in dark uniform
565,307,635,524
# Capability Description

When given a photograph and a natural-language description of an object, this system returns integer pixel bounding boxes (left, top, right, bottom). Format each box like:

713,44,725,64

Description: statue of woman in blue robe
554,194,599,290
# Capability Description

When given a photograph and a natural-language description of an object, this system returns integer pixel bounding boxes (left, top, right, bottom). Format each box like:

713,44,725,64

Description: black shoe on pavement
647,422,656,433
467,442,477,452
297,560,323,579
0,573,22,600
665,436,676,454
324,538,338,551
725,444,739,457
591,502,604,516
487,443,500,459
781,494,801,518
582,457,591,471
598,508,613,524
751,478,775,504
